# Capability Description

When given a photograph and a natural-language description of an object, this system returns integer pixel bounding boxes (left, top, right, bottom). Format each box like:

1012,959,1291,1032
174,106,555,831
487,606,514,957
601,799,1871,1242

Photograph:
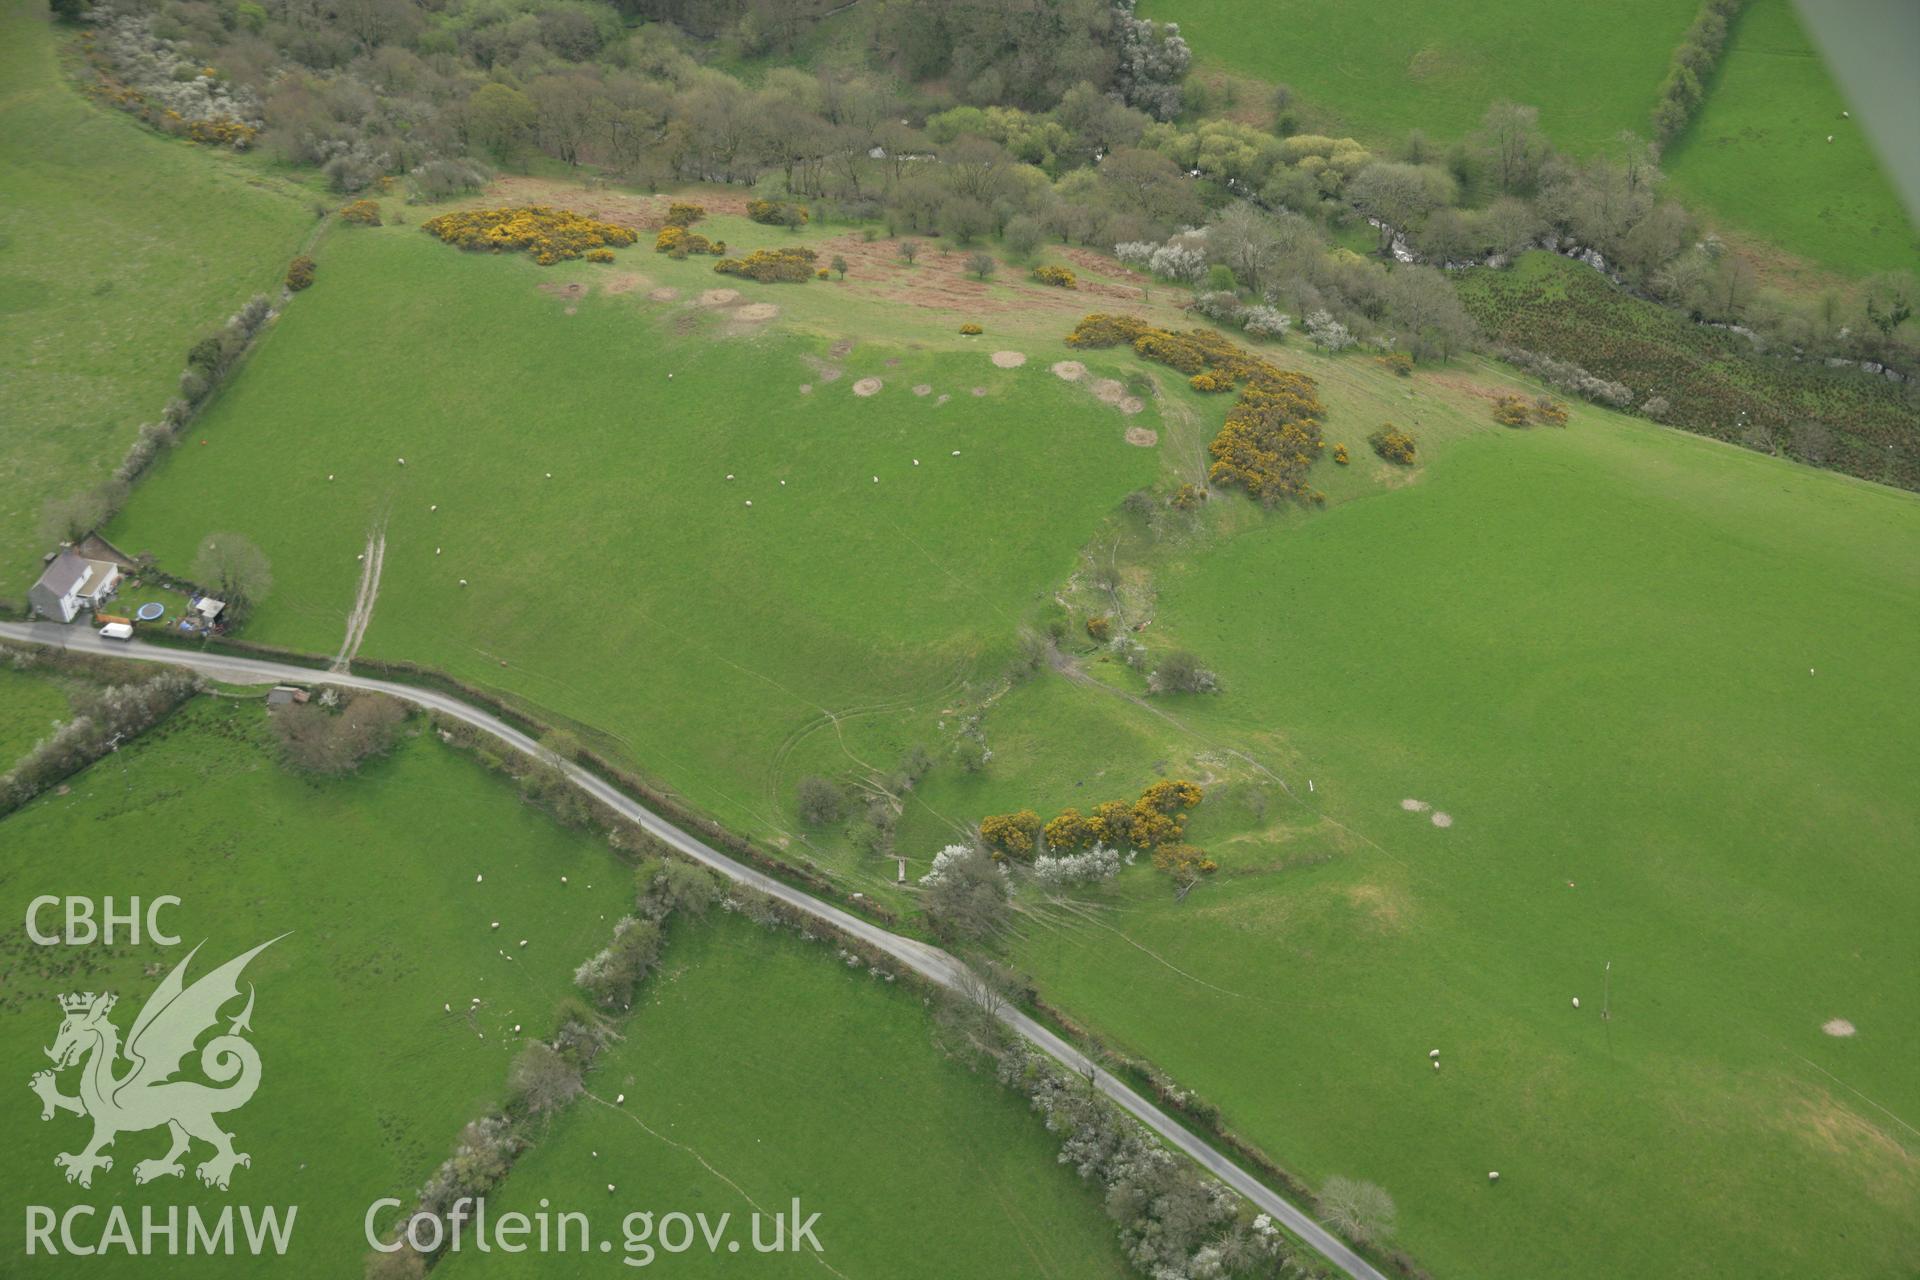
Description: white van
98,622,134,640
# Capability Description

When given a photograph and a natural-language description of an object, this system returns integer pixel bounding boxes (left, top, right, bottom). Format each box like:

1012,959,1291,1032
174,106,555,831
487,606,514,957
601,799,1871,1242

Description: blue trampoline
136,602,166,622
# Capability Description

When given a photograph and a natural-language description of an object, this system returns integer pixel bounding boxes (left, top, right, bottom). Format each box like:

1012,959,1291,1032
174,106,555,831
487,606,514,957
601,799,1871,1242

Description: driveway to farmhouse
0,619,1387,1280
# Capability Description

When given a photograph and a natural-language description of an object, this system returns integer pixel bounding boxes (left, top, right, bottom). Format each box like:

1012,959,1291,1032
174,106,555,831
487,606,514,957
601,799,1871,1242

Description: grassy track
0,696,632,1275
104,220,1163,871
908,402,1920,1278
1662,0,1919,276
0,0,311,589
1143,0,1698,153
436,914,1132,1278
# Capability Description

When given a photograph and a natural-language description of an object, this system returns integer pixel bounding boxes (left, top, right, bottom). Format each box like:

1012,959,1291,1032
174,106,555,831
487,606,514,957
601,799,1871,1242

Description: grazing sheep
1429,1049,1440,1058
1572,997,1581,1009
476,874,484,883
1489,1171,1500,1183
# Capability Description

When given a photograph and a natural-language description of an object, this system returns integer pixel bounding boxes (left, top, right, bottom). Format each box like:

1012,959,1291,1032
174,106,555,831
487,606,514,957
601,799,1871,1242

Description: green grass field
67,173,1920,1278
0,665,72,766
1662,0,1919,276
103,215,1165,875
0,694,633,1275
0,0,313,591
1145,0,1698,154
905,395,1920,1277
436,914,1131,1278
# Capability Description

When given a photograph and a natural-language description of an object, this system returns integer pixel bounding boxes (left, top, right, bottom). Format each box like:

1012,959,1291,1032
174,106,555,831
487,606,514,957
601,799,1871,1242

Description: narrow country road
0,620,1387,1280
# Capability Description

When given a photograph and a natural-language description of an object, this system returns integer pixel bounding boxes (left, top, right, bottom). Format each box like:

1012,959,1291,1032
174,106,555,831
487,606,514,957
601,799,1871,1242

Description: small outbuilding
265,685,310,708
29,550,122,623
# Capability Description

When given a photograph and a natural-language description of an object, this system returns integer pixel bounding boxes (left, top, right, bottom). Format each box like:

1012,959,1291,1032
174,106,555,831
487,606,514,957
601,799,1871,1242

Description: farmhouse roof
34,550,89,597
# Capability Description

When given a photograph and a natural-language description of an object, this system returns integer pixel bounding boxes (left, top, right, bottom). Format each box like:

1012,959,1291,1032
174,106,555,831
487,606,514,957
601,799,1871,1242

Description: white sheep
397,458,406,466
1432,1060,1440,1070
513,1023,521,1032
1429,1049,1440,1058
430,504,437,512
726,473,734,480
745,500,753,507
518,939,528,948
1489,1171,1500,1183
1572,997,1581,1009
476,874,484,883
328,474,335,481
616,1093,625,1104
952,450,961,456
1827,135,1835,143
490,921,499,929
560,876,568,884
873,476,880,483
459,579,468,586
913,459,920,466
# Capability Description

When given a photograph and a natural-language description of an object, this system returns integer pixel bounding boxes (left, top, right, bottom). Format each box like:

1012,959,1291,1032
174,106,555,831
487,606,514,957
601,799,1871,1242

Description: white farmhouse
28,549,122,623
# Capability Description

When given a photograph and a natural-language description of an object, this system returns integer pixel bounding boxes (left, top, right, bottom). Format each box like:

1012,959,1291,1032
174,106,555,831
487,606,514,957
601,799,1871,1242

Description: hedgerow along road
0,619,1388,1280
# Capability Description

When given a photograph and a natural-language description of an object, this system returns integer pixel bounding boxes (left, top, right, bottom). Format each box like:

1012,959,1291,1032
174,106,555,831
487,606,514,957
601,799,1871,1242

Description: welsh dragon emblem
29,936,283,1191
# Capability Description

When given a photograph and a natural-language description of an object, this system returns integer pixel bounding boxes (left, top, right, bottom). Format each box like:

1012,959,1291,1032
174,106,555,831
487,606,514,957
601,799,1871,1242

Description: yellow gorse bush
655,226,723,257
1033,265,1077,288
339,199,382,226
1492,394,1532,427
1369,424,1417,464
186,118,259,148
959,322,984,335
713,247,817,283
420,206,639,266
1067,313,1327,505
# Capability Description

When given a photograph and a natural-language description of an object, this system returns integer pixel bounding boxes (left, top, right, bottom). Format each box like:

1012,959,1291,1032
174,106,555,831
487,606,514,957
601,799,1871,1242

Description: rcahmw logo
21,899,299,1259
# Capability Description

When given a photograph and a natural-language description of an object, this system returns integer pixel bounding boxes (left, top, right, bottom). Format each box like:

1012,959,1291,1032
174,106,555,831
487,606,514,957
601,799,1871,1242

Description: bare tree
509,1042,583,1116
192,532,273,617
1473,100,1546,196
1318,1176,1397,1245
